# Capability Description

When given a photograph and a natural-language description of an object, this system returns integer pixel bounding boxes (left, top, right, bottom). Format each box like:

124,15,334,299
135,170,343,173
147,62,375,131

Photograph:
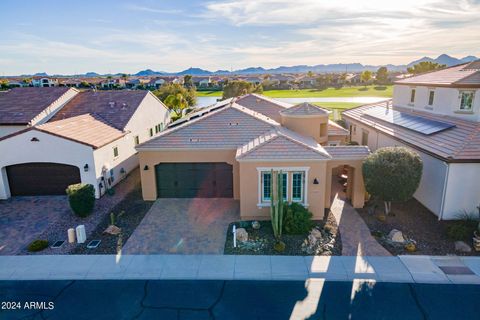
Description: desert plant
362,147,423,215
66,183,95,217
28,240,49,252
110,212,116,226
270,169,284,240
283,202,314,235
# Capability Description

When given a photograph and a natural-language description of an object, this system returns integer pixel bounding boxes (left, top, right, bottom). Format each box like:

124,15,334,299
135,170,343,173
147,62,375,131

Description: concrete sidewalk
0,254,479,284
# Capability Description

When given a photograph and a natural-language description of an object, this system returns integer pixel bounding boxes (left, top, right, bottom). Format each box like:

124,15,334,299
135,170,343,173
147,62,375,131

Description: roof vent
189,138,200,142
109,101,115,108
30,137,39,142
229,122,239,126
121,103,128,110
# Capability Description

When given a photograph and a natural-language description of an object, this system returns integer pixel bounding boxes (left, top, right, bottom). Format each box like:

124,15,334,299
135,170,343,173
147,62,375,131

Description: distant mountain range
12,54,479,78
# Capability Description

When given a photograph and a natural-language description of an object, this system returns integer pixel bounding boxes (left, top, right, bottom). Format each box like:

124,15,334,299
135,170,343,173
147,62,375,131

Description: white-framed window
113,146,119,158
134,135,140,146
459,90,475,111
261,172,287,202
428,90,435,106
291,172,305,202
149,128,153,137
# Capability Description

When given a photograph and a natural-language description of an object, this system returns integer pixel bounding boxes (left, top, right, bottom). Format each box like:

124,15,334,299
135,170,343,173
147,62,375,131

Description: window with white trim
291,172,305,202
428,90,435,106
459,90,475,111
261,172,287,202
410,88,416,104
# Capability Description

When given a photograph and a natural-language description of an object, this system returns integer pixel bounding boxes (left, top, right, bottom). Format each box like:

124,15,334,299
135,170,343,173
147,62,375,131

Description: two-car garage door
155,162,233,198
6,163,81,196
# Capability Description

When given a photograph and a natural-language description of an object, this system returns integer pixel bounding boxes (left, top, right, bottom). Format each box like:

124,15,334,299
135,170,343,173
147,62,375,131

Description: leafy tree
164,93,188,116
183,75,194,88
360,70,372,87
407,61,446,74
362,147,423,215
375,66,388,85
0,79,9,90
121,73,128,81
153,83,197,107
307,71,314,77
80,81,90,88
222,80,262,99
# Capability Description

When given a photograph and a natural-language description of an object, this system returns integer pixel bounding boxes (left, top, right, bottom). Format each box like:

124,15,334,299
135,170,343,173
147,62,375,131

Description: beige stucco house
0,88,170,199
343,60,480,220
137,94,370,219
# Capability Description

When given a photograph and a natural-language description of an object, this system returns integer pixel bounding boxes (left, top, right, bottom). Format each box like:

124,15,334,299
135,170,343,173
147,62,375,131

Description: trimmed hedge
283,202,314,235
28,239,49,252
66,183,95,217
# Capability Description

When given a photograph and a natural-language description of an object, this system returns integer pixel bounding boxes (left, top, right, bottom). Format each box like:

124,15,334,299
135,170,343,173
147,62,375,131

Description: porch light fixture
120,168,126,174
144,165,149,171
30,137,39,142
84,164,89,172
313,178,319,185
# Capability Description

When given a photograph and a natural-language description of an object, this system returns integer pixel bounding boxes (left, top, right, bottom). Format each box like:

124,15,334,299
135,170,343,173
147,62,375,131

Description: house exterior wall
238,160,328,220
346,118,448,217
281,114,329,144
442,163,480,220
393,84,480,121
327,135,347,145
92,92,171,196
0,130,96,199
138,149,240,201
0,125,27,138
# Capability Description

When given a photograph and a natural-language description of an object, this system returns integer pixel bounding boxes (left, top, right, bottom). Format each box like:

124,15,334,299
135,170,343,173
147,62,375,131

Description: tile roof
342,101,480,162
323,146,370,160
236,127,330,161
280,102,330,116
395,63,480,87
49,90,150,130
0,87,72,124
137,104,277,150
36,113,125,149
235,93,290,121
328,120,349,136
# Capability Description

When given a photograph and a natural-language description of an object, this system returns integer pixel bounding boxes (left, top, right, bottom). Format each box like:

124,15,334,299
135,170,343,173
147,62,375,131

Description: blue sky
1,0,479,75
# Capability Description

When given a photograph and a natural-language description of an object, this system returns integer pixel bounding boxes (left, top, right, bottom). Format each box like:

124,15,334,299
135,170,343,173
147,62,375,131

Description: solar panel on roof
362,106,455,135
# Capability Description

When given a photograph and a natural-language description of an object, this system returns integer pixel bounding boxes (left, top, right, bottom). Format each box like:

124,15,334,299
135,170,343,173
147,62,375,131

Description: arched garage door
155,162,233,198
6,163,81,196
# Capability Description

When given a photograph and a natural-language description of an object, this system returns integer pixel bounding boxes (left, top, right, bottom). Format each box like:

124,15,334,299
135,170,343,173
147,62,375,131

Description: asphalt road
1,280,479,319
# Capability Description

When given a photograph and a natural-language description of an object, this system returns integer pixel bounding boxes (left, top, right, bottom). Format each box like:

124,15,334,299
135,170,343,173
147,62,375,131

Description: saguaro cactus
270,169,284,240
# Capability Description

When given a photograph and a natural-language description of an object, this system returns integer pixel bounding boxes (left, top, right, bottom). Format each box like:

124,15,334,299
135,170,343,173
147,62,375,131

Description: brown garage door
7,163,81,196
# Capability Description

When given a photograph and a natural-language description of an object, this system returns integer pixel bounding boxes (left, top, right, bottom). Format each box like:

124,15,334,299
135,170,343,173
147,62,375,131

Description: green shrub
283,203,314,235
446,215,478,241
28,240,49,252
66,183,95,217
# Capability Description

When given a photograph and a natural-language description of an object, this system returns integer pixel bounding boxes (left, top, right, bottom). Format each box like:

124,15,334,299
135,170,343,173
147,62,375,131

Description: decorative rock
404,242,416,252
251,221,261,230
236,228,248,242
454,241,472,253
388,229,405,243
308,234,317,246
376,214,386,222
103,225,121,235
310,228,322,239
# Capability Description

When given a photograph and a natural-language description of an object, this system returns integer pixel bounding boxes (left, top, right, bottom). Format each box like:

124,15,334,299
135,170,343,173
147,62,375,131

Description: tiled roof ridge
244,93,292,109
451,124,480,158
235,129,279,159
275,127,330,158
231,103,280,126
454,70,480,84
396,63,468,82
281,102,330,114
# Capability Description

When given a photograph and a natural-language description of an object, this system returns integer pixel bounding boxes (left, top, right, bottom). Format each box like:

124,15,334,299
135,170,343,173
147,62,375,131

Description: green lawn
312,102,361,119
196,85,393,98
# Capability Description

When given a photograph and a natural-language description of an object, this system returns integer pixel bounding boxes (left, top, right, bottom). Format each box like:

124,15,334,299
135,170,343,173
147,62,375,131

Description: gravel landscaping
224,210,341,256
358,198,480,256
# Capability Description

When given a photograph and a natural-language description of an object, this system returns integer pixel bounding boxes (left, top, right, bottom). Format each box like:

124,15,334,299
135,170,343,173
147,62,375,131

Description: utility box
76,225,86,244
68,228,76,243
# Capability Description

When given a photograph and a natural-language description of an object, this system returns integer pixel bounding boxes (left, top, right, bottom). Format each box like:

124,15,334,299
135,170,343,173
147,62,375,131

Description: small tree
375,66,388,85
360,71,372,87
164,93,188,116
362,147,423,215
407,61,446,74
153,83,197,107
222,80,262,99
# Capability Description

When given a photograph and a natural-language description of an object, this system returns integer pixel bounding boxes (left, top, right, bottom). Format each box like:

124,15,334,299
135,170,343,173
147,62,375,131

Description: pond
195,96,387,108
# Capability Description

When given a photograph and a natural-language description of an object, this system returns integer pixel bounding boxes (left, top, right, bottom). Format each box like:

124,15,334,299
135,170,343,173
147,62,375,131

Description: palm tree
164,93,188,117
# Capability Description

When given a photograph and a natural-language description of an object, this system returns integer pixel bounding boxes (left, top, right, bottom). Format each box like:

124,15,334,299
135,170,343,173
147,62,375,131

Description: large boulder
236,228,248,242
388,229,405,243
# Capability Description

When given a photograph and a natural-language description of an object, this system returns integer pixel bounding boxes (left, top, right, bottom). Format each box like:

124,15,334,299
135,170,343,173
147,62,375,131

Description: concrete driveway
122,199,240,254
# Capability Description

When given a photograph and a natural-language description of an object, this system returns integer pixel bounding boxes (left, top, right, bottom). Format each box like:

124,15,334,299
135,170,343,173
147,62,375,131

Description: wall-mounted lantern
30,137,39,142
120,168,126,174
143,165,149,171
313,178,319,185
84,164,89,172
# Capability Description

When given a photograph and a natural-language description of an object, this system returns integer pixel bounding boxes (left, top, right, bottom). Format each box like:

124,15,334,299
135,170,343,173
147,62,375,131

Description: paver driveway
0,196,71,255
122,199,239,254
